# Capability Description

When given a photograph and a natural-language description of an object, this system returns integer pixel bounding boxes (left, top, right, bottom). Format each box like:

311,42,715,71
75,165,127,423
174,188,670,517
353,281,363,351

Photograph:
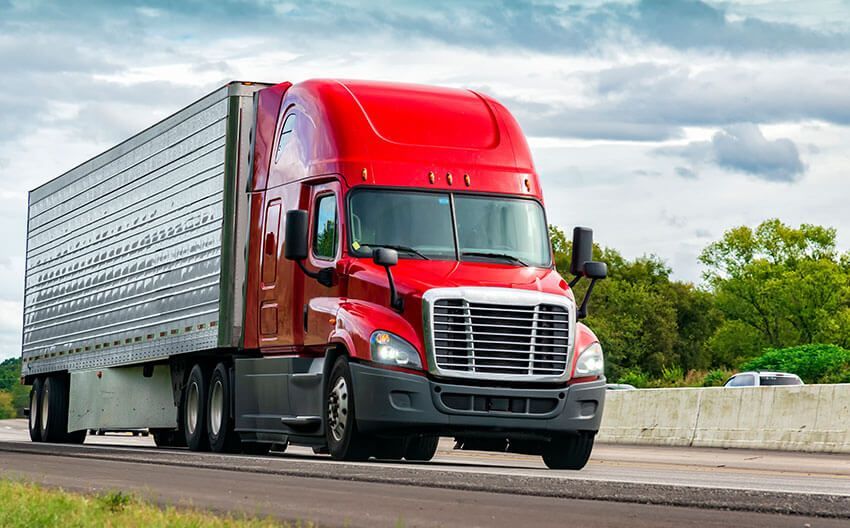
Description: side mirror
567,226,607,319
284,209,333,287
570,227,593,277
582,261,608,280
284,210,309,261
372,247,398,267
373,248,403,312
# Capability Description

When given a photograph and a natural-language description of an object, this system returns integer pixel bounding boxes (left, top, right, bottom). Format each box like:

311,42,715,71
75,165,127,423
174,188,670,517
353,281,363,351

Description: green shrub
616,369,650,388
660,366,684,385
740,344,850,384
702,369,730,387
0,391,14,419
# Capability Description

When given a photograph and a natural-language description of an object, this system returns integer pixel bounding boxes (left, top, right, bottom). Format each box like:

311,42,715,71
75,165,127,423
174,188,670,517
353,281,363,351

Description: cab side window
313,195,338,260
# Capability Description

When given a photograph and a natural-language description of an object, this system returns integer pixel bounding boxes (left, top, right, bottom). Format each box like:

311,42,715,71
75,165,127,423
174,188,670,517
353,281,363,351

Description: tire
65,428,87,445
405,435,439,462
207,363,240,453
152,429,185,448
542,432,595,470
325,357,370,461
40,376,69,443
241,442,271,455
28,378,43,442
183,364,210,452
373,437,407,460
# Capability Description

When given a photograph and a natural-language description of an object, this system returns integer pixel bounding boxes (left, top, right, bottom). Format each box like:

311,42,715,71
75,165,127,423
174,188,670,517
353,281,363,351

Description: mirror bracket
295,260,334,288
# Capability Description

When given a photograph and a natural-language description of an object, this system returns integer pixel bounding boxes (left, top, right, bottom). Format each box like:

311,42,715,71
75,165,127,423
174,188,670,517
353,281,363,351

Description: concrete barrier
598,384,850,453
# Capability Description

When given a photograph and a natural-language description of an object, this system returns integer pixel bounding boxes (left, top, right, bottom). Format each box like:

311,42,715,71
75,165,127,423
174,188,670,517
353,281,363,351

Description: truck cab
238,80,607,469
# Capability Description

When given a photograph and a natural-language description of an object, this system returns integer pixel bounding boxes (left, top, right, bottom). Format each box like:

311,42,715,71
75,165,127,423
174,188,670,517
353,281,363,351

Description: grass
0,479,312,527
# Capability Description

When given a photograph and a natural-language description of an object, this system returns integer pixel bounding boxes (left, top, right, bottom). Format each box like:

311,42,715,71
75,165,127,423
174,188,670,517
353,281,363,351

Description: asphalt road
1,419,848,527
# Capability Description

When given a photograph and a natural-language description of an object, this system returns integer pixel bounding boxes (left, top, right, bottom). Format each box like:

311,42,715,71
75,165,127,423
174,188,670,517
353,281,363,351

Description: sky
2,0,850,359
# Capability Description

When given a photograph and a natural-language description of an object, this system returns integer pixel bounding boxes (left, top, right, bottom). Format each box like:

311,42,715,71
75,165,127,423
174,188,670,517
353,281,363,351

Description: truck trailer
21,79,608,469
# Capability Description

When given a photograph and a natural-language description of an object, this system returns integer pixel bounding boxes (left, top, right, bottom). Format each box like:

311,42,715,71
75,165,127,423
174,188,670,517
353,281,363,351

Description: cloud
675,166,697,179
658,124,805,182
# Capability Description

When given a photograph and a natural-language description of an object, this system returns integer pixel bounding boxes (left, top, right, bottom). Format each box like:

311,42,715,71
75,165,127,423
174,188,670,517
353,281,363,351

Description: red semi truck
21,79,607,469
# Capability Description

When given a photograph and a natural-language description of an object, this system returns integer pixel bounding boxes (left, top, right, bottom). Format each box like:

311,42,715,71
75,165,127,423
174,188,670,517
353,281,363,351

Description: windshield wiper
362,243,430,260
461,251,527,266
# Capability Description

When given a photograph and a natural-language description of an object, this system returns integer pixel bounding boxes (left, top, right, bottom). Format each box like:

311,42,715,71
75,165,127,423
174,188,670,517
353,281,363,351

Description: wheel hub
186,381,200,435
210,379,223,437
327,376,349,442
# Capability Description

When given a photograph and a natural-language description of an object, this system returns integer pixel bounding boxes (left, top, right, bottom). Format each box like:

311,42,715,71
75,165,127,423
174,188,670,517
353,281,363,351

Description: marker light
370,331,422,369
573,342,604,378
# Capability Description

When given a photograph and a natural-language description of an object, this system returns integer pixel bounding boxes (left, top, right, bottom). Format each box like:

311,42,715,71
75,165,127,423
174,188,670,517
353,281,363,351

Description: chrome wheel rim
40,383,49,432
327,376,349,442
29,390,36,431
186,381,200,435
210,379,223,437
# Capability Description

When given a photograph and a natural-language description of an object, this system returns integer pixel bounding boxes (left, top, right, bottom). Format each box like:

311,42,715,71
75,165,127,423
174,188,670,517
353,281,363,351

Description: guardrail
598,384,850,453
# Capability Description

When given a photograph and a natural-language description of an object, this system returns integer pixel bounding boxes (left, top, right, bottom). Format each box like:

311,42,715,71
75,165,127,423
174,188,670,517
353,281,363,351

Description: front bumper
350,362,605,437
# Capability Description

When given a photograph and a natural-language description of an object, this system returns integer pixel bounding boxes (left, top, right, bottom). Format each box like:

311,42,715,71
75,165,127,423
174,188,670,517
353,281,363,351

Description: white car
723,371,804,387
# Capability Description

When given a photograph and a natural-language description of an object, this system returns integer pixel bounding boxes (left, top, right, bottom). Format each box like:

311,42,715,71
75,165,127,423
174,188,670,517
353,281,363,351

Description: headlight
574,342,604,377
370,331,423,369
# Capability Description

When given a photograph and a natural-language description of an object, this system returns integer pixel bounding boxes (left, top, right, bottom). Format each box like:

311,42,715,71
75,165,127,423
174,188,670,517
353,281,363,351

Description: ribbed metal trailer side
21,82,267,378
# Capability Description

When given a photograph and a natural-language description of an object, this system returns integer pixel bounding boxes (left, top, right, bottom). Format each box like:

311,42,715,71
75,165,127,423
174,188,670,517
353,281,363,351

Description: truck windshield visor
348,189,551,267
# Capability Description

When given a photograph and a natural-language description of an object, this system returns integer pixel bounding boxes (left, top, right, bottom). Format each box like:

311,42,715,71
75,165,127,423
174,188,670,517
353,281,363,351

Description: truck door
301,181,344,349
258,199,282,343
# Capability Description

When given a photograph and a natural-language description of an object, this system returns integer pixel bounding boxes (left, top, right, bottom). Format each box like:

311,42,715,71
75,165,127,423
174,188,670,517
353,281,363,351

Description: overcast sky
2,0,850,359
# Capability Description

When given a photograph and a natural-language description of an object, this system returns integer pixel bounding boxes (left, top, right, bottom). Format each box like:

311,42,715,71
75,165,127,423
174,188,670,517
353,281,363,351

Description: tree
700,219,850,363
0,391,14,419
549,226,720,380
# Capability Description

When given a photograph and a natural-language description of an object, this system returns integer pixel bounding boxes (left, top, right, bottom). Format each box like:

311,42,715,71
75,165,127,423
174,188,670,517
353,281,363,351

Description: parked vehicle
20,80,608,469
723,371,804,387
606,383,636,391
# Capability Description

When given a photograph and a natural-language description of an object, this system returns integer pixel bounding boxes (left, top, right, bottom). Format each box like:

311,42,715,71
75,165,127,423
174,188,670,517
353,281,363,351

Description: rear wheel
39,376,85,444
28,378,43,442
542,432,595,470
183,364,209,452
325,357,370,461
207,363,240,453
405,435,439,462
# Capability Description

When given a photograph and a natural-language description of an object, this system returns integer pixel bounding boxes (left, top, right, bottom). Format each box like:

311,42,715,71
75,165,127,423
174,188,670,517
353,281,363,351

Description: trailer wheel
207,363,240,453
325,357,370,461
28,378,43,442
183,364,210,451
40,376,73,443
542,432,595,470
405,435,439,462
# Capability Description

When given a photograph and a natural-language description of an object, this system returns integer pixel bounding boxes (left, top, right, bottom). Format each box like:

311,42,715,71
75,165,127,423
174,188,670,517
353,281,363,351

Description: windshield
348,189,551,267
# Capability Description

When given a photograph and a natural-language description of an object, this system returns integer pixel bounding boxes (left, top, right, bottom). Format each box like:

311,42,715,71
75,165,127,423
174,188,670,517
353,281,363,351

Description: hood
347,259,574,304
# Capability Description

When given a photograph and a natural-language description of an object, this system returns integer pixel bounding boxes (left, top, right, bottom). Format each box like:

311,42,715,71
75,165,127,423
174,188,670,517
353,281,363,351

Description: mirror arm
384,266,404,312
576,278,598,320
568,275,582,289
295,260,334,288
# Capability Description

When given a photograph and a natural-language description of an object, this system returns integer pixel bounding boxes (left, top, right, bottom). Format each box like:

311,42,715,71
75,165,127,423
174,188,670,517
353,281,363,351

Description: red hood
347,259,574,304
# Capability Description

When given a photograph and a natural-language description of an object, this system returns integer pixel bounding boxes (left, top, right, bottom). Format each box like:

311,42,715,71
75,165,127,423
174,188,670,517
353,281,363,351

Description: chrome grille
431,297,571,378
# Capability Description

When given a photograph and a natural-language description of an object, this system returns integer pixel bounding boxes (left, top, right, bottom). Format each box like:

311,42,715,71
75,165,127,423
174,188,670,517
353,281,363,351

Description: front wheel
325,357,370,461
405,435,439,462
542,432,595,470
